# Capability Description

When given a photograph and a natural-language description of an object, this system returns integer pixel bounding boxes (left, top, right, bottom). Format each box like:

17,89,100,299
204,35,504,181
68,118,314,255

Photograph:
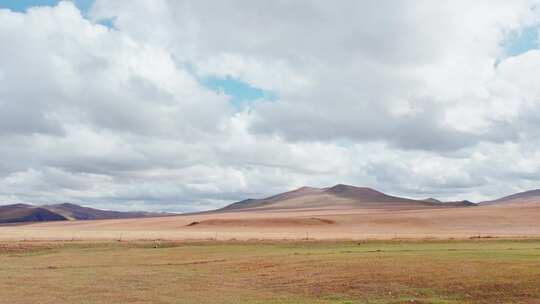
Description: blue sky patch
201,76,276,109
502,26,539,57
94,17,115,29
0,0,59,12
0,0,92,13
0,0,110,25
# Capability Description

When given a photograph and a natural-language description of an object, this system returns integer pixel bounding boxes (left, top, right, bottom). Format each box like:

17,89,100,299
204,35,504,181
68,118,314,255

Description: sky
0,1,540,212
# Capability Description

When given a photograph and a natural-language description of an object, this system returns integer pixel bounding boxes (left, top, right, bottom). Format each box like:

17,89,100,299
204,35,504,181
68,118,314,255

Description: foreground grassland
1,239,539,304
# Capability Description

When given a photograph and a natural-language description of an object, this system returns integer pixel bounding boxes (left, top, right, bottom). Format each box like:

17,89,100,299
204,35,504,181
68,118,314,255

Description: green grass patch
1,239,539,304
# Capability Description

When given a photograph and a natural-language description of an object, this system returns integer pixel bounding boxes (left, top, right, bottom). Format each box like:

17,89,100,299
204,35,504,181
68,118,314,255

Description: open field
1,201,539,241
2,185,539,242
1,239,539,304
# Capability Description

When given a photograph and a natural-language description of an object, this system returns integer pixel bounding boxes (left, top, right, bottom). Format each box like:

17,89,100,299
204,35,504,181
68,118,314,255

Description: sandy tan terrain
1,199,538,241
1,185,538,241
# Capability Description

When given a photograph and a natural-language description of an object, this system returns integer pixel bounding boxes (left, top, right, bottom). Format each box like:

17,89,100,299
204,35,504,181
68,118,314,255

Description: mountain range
0,203,169,224
480,189,540,205
1,184,539,224
219,184,476,212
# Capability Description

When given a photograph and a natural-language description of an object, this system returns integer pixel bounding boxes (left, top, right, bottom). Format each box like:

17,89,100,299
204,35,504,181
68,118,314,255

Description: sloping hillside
44,203,167,220
0,203,170,224
0,204,68,223
220,186,323,211
481,189,540,205
219,184,474,212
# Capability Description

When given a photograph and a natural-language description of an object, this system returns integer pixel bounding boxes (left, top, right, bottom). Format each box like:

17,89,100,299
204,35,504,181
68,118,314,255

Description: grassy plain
1,239,539,304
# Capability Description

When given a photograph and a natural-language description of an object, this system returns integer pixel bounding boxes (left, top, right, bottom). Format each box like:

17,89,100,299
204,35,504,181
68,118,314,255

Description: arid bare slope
0,203,168,224
0,204,68,223
218,184,473,212
0,185,538,241
480,189,540,205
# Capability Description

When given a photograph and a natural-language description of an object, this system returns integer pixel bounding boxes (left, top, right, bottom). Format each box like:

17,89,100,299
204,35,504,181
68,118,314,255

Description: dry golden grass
1,239,539,304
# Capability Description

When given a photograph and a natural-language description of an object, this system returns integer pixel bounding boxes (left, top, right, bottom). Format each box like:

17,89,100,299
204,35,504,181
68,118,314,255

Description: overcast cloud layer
1,0,540,211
